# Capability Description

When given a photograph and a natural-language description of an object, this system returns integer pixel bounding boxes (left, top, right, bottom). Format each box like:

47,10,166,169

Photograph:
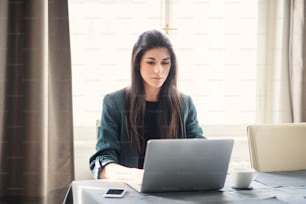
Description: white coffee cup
231,168,256,189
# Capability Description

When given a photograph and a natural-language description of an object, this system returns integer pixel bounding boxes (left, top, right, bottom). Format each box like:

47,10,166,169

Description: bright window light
69,0,258,130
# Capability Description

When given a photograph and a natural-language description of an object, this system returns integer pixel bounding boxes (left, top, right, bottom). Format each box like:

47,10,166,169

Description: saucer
232,186,253,190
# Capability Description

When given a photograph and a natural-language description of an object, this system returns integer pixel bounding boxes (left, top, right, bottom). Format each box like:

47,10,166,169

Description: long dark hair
125,30,184,152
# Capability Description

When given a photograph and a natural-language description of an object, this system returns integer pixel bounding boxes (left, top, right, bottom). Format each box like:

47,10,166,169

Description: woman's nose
153,63,162,73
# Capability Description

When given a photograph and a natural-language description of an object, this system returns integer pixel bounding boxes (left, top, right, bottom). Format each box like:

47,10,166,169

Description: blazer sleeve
181,94,205,139
89,93,122,177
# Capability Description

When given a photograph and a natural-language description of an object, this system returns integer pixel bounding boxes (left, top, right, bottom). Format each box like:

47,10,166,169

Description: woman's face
140,47,171,93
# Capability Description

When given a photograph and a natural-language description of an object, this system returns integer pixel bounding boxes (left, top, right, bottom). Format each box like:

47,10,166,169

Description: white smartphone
103,188,126,198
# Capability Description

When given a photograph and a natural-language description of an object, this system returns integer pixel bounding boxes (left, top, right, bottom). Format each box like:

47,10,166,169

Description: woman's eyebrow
143,57,170,60
144,57,156,60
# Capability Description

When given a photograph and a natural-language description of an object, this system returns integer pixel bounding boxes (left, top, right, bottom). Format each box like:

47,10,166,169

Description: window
69,0,258,138
171,0,258,127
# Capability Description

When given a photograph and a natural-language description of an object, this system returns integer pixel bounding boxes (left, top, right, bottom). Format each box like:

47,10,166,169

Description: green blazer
89,88,205,177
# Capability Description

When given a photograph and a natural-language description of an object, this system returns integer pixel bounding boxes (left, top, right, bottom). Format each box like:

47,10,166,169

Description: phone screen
104,188,126,198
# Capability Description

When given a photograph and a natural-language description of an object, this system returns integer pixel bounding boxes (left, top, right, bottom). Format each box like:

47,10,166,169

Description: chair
247,123,306,172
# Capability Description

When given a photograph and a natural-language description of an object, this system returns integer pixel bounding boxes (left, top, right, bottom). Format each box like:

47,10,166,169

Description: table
63,170,306,204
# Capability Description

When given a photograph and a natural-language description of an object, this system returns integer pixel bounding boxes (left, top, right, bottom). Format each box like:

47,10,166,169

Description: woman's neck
145,88,160,102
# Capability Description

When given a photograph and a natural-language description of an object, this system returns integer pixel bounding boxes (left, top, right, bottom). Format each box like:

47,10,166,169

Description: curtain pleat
48,0,74,202
0,0,74,203
289,0,306,122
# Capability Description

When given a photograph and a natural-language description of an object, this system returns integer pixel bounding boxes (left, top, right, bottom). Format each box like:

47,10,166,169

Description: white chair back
247,123,306,172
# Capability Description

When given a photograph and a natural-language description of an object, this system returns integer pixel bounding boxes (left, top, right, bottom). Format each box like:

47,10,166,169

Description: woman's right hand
100,163,144,184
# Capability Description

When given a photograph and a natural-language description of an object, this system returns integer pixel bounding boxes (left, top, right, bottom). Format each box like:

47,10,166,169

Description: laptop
127,138,234,193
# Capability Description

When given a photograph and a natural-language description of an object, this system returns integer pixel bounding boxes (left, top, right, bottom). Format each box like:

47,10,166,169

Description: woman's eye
146,61,155,65
162,61,170,65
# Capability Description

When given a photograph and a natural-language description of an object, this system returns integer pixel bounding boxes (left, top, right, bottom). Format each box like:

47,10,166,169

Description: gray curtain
255,0,306,123
0,0,74,203
289,0,306,122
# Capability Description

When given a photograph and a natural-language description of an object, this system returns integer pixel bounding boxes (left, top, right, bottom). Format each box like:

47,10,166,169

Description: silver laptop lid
141,138,234,193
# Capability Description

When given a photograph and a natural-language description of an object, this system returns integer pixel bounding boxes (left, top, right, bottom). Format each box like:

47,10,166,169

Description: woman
89,30,205,181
